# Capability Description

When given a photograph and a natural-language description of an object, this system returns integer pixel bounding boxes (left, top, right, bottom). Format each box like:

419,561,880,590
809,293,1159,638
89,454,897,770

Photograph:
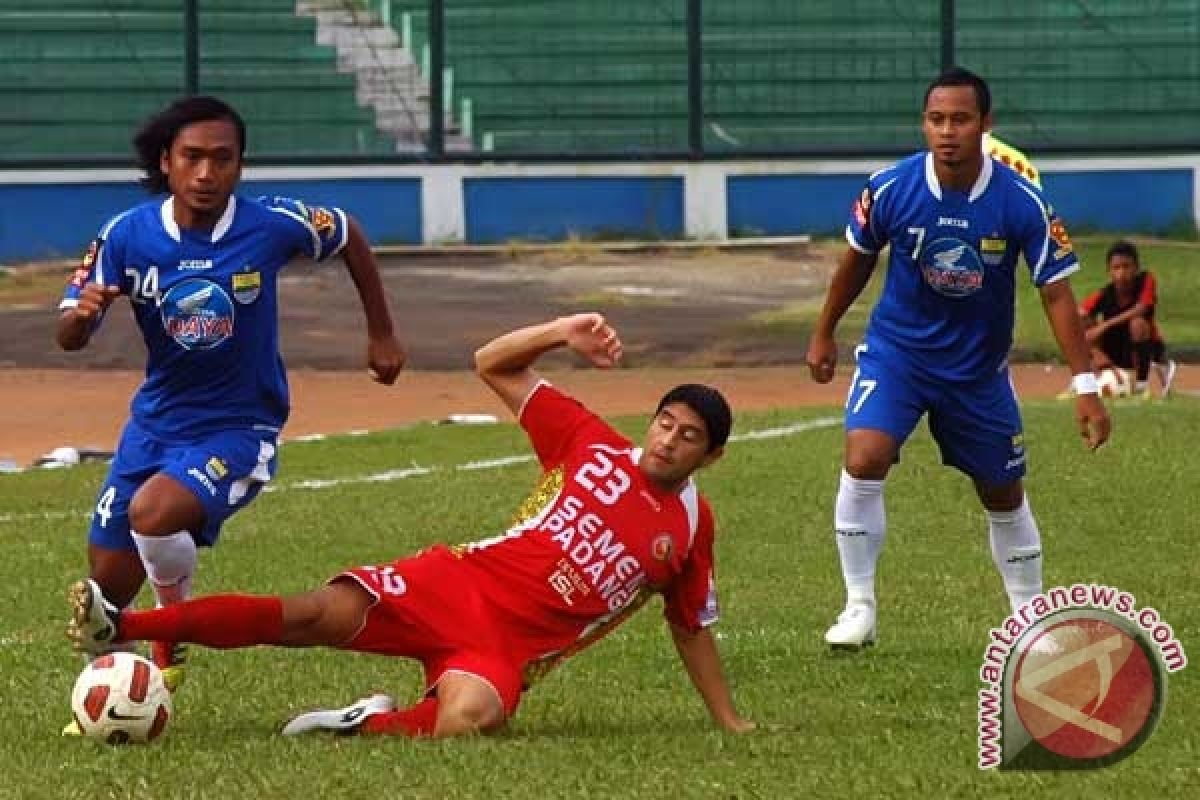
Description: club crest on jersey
232,270,261,304
921,237,985,298
980,236,1008,266
160,278,235,350
651,534,674,562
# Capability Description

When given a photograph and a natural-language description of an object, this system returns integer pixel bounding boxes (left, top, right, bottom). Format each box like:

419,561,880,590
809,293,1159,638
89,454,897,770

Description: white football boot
824,603,877,650
282,693,397,736
67,578,120,656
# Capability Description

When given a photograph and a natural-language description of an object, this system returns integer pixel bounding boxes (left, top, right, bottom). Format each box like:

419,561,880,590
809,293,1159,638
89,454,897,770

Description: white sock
987,497,1043,612
131,530,197,607
834,469,886,608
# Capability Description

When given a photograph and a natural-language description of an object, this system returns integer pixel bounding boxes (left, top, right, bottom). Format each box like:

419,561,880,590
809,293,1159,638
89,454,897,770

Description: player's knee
435,697,505,737
1129,318,1150,341
127,490,169,534
844,451,890,480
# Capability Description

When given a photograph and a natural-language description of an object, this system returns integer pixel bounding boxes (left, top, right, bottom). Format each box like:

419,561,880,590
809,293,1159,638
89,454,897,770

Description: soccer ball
1097,367,1133,398
70,652,172,744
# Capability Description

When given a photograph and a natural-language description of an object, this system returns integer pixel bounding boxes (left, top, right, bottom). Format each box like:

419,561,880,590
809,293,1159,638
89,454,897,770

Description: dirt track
2,364,1156,467
1,247,1193,466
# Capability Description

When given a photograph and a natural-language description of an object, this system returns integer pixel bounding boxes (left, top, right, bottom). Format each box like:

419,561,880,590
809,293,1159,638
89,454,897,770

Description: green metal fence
2,0,1198,163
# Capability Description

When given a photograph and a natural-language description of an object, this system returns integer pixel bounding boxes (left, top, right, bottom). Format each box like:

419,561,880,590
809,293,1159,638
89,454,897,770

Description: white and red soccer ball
1097,367,1134,398
71,652,172,744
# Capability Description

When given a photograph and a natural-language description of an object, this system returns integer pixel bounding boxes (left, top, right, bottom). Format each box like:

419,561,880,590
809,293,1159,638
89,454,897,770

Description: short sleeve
518,382,614,469
59,212,130,311
663,498,719,632
259,195,349,262
845,182,885,255
1138,272,1157,307
1013,185,1079,286
1079,288,1103,316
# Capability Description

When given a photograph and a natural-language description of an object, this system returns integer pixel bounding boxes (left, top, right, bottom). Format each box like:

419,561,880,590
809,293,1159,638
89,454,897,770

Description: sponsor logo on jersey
309,207,336,237
205,456,229,481
1049,218,1074,260
938,216,969,229
178,259,213,271
921,237,986,298
232,270,261,304
852,186,873,228
160,278,235,350
70,239,101,288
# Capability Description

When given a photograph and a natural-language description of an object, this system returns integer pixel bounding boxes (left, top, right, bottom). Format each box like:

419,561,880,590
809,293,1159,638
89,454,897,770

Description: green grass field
2,400,1197,798
752,236,1200,362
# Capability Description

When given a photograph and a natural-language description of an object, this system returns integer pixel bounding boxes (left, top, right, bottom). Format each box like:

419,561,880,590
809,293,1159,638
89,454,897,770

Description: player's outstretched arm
805,247,878,383
56,283,120,351
669,623,755,733
339,216,406,385
1040,279,1111,450
474,313,623,416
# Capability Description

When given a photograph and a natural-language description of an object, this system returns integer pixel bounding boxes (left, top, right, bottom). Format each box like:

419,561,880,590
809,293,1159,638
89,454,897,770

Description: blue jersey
60,194,349,438
846,152,1078,382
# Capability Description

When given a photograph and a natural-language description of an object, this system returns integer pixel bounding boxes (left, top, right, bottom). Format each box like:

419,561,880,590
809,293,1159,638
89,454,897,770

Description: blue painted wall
0,167,1194,261
463,176,684,243
727,174,867,237
0,178,421,261
1041,170,1193,234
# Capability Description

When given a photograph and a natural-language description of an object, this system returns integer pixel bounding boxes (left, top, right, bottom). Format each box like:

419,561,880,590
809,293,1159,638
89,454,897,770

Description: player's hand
805,333,837,383
73,283,121,323
562,313,623,368
1075,392,1111,451
366,334,406,385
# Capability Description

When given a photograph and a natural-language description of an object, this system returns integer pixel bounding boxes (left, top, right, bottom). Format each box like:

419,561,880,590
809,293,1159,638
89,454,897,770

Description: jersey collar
923,151,993,203
159,195,238,243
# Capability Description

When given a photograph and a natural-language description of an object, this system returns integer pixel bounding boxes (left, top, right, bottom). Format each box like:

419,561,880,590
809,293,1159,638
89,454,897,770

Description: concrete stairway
295,0,471,153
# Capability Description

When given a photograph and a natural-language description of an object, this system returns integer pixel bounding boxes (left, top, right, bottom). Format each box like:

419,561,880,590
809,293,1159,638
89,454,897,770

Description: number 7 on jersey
847,374,877,414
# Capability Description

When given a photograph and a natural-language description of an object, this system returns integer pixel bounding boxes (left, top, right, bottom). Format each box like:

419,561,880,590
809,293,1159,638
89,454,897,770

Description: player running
68,313,754,738
804,67,1110,651
56,96,406,727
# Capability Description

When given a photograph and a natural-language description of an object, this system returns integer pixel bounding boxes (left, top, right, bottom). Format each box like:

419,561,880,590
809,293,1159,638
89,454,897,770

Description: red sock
359,697,439,737
119,595,284,649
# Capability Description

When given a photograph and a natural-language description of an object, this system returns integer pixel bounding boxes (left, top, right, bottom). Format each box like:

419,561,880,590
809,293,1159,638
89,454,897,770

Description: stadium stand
383,0,1200,154
0,1,398,158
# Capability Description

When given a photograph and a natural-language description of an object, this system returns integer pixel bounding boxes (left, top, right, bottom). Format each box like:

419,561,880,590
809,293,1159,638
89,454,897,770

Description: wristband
1071,372,1099,395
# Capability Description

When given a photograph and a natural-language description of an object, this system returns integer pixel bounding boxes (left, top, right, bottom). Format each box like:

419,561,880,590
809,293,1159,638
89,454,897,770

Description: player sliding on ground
69,313,754,738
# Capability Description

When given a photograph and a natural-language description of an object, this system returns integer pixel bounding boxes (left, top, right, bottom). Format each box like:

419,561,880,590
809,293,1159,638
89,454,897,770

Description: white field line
0,416,841,526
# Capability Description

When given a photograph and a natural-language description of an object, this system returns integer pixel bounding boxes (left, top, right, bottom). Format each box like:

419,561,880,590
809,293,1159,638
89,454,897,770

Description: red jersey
1080,271,1162,342
457,382,719,680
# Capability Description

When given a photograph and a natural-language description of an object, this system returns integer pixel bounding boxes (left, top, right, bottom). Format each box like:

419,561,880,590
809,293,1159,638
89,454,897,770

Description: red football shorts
332,545,524,715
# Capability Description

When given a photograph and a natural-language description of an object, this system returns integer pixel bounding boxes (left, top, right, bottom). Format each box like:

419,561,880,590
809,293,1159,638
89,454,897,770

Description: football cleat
152,641,188,693
1156,359,1178,398
281,693,396,736
824,603,877,651
66,579,120,656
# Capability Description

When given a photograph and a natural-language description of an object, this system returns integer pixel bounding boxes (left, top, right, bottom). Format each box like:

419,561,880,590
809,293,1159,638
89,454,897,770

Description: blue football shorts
87,419,279,551
844,345,1026,484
